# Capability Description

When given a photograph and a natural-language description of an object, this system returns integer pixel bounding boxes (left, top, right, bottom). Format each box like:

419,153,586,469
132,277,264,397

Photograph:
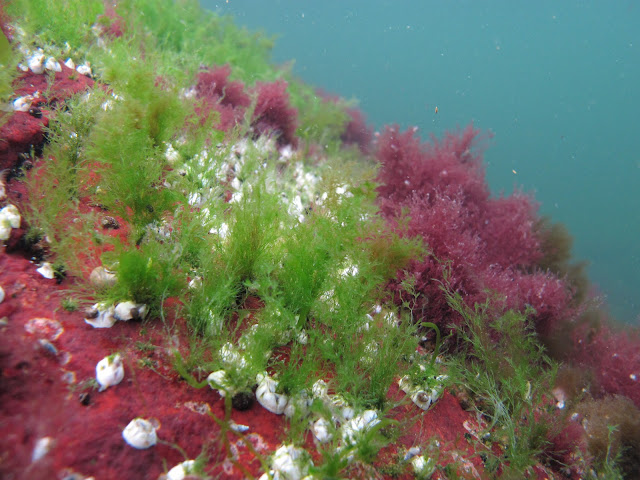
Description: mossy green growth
0,29,19,123
101,237,184,316
23,89,109,276
445,290,558,476
85,68,188,231
6,0,104,52
114,0,276,86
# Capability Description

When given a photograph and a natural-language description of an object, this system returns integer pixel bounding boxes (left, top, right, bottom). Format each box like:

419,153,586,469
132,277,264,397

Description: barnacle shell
122,418,157,449
36,262,55,279
256,373,289,414
312,417,332,443
271,444,310,480
27,53,45,74
44,57,61,72
341,410,380,445
411,390,433,410
0,204,21,228
76,63,92,76
166,459,196,480
89,266,117,288
84,303,116,328
13,95,33,112
207,370,230,397
114,301,147,321
96,353,124,391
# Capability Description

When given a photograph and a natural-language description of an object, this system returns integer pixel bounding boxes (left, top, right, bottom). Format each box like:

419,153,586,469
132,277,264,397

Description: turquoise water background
203,1,639,324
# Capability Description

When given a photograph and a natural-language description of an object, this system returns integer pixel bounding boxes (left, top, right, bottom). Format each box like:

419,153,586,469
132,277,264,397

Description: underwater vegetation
1,0,639,479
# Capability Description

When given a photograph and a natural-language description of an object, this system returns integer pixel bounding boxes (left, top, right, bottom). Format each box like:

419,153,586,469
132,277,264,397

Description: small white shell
166,459,196,480
403,446,421,461
312,379,328,398
89,266,117,288
76,63,92,76
207,370,230,397
229,421,250,433
219,342,245,368
283,391,311,419
271,444,309,480
0,204,21,228
256,373,288,414
342,410,380,445
96,353,124,391
312,417,332,443
13,95,33,112
44,57,61,72
64,58,75,70
0,286,4,304
28,53,45,74
411,390,433,411
36,262,55,279
31,436,54,462
296,330,308,345
84,303,117,328
122,418,157,449
164,143,181,164
114,301,147,321
411,454,435,476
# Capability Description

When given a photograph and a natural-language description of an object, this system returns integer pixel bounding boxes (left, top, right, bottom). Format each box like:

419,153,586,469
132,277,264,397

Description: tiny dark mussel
28,106,42,118
232,391,254,411
78,392,91,406
101,216,120,229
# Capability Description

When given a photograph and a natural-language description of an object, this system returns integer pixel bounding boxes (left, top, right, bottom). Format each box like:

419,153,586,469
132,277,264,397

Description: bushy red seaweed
375,124,575,336
251,79,298,146
341,106,373,153
195,65,250,132
571,323,640,408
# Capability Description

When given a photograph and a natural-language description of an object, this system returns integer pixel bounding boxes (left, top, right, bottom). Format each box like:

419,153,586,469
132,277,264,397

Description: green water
203,1,640,324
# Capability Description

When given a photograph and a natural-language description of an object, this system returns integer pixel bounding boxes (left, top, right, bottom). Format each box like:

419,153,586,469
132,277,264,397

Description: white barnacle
84,303,117,329
256,373,289,414
165,459,196,480
229,421,250,433
341,410,380,445
31,436,54,462
164,143,181,165
114,301,147,321
207,370,231,397
403,446,421,461
271,444,311,480
0,204,21,231
312,417,333,443
89,266,117,288
219,342,245,368
283,390,311,418
411,390,433,411
122,418,158,449
0,285,4,304
312,379,329,399
13,95,33,112
64,58,75,70
411,454,436,477
398,375,413,394
27,53,45,74
96,353,124,391
36,262,55,279
44,57,61,72
76,63,92,76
